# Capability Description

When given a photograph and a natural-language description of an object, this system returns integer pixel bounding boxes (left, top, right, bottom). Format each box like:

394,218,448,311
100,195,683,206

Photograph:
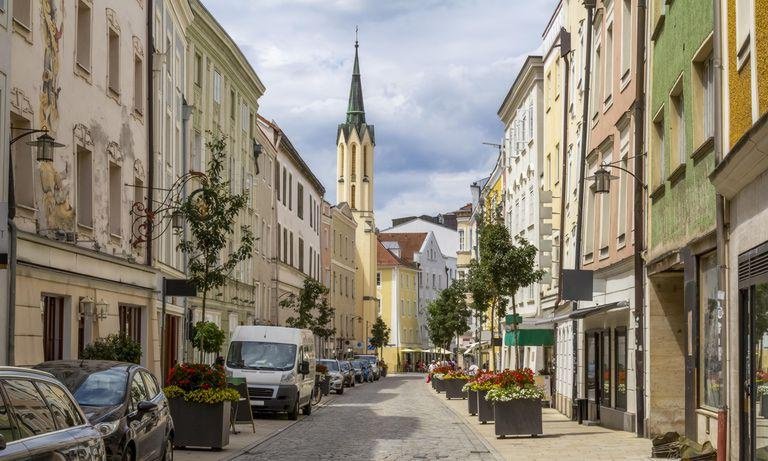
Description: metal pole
145,0,154,267
633,0,647,438
573,0,595,416
160,278,167,377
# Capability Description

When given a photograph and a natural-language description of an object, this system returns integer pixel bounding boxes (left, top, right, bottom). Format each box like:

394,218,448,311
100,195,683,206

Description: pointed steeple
346,35,366,126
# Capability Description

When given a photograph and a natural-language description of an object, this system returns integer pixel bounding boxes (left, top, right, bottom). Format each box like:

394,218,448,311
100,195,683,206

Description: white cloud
202,0,556,219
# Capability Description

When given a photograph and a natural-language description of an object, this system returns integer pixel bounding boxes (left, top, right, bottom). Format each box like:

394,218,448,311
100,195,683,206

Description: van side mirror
299,361,310,375
0,433,6,450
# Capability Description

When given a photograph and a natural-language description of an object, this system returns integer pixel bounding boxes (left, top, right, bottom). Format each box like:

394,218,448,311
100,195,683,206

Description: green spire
346,37,366,125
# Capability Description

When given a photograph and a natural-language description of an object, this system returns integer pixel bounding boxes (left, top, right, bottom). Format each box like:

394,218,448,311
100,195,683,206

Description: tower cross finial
355,26,359,47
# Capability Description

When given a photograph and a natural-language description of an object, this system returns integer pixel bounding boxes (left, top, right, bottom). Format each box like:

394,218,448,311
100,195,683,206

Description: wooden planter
467,389,478,415
477,390,494,424
444,379,468,400
493,399,543,438
168,398,231,449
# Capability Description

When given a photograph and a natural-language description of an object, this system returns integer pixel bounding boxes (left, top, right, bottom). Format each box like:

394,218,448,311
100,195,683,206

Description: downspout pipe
573,0,595,418
632,0,648,439
146,0,154,267
7,221,16,365
712,0,727,456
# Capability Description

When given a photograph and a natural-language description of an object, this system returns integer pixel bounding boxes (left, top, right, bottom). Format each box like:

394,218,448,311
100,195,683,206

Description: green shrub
191,321,226,354
80,334,142,363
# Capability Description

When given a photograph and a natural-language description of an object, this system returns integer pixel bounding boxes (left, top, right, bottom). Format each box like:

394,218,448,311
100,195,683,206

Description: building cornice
498,55,544,124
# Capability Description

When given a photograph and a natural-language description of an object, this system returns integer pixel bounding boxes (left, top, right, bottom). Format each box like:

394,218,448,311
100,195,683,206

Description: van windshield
318,360,339,371
227,341,297,371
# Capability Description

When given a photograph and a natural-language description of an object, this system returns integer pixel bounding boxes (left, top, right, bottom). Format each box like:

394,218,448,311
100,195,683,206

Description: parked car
360,362,374,382
349,360,365,383
317,359,344,395
354,355,381,380
225,326,316,419
0,366,105,460
339,361,355,387
35,360,172,461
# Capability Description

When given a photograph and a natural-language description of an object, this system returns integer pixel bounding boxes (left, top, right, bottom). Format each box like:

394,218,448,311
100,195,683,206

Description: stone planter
477,390,494,424
168,398,231,449
444,379,468,400
467,389,478,415
493,399,543,438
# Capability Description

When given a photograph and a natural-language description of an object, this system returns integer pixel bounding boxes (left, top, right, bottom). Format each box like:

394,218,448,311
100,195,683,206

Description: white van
225,326,316,419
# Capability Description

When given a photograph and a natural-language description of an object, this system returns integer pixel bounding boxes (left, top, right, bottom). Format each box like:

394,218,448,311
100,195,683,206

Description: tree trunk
199,291,207,364
489,297,496,371
512,293,521,370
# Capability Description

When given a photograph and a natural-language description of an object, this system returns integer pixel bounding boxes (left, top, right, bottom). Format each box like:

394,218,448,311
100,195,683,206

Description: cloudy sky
202,0,557,228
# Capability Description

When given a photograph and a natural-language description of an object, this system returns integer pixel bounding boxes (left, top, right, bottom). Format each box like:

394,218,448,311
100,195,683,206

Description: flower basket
169,398,231,449
477,389,495,423
163,363,239,449
493,399,542,438
467,389,478,415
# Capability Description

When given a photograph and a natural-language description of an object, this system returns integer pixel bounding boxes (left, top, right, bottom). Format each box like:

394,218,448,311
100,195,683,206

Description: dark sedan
36,360,173,461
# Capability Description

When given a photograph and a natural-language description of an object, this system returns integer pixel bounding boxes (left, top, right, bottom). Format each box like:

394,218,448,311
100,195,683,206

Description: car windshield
227,341,297,371
351,361,362,369
340,362,350,371
72,369,128,407
355,356,377,364
319,360,339,371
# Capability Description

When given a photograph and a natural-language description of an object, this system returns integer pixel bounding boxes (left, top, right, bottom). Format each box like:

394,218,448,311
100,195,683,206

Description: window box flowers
163,363,240,449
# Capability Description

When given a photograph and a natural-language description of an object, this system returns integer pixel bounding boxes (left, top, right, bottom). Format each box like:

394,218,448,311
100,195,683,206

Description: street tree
369,316,391,360
427,280,471,361
280,278,336,356
177,134,254,359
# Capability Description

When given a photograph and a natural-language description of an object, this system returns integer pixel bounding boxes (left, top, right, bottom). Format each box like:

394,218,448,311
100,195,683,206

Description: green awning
504,329,554,347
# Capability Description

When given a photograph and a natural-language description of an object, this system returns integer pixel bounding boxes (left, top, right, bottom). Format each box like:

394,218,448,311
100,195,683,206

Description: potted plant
80,334,142,363
443,370,470,400
430,365,452,393
163,363,240,449
463,370,493,416
485,368,544,438
469,371,498,423
316,363,331,396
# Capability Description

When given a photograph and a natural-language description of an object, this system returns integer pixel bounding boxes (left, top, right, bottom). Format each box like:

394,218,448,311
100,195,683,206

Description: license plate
251,400,265,406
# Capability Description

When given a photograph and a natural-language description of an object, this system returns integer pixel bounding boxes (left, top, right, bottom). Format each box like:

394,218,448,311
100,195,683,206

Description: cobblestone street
233,375,500,461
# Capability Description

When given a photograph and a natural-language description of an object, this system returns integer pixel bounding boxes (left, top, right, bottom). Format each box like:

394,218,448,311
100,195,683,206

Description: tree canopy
426,280,471,354
280,278,336,341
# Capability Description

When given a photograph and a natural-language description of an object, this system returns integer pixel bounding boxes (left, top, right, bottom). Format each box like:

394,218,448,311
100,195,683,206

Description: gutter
146,0,154,267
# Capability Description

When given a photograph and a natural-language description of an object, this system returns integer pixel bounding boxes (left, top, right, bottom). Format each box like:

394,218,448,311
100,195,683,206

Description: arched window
351,185,356,209
363,146,369,177
351,144,357,180
338,144,345,177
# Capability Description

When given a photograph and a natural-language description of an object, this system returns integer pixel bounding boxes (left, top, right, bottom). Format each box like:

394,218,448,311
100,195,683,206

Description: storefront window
586,334,596,401
699,252,723,409
601,331,611,407
615,328,627,410
751,283,768,457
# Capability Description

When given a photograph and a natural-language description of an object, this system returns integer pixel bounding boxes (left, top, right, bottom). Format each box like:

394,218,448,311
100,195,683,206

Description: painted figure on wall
40,0,63,132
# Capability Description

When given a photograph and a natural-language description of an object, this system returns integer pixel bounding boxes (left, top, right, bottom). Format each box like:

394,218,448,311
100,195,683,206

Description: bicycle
311,377,323,406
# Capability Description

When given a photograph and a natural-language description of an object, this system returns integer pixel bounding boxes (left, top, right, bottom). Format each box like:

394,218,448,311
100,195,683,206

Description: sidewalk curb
431,387,505,461
220,395,338,461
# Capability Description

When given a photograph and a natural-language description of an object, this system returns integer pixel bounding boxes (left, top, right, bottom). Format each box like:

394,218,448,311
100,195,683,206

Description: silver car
317,359,345,394
0,366,105,460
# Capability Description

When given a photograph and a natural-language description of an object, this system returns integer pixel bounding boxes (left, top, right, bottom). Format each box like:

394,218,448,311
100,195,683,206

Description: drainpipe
7,221,16,365
632,0,648,439
712,0,727,456
573,0,595,418
145,0,154,267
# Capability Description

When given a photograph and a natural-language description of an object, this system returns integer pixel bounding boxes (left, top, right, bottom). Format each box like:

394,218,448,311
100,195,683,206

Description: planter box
321,375,331,396
431,376,437,390
467,389,478,415
762,394,768,419
434,377,446,393
477,390,494,423
168,398,231,449
444,379,468,400
493,399,543,438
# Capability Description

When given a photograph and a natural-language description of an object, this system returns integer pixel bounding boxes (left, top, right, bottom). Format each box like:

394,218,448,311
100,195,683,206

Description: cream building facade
9,0,158,370
185,0,273,361
329,202,357,357
336,41,377,351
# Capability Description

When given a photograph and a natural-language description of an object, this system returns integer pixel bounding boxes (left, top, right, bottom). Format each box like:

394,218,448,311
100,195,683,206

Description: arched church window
338,144,345,177
363,146,368,177
351,144,357,180
351,185,356,209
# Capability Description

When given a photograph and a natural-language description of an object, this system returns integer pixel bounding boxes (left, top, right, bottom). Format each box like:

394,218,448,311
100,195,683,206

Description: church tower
337,38,377,352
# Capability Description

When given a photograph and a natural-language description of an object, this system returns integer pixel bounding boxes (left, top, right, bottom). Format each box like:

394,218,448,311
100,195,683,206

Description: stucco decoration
39,162,75,231
133,36,144,59
107,141,123,165
10,87,34,118
134,159,145,180
39,0,64,132
73,123,94,149
106,8,120,35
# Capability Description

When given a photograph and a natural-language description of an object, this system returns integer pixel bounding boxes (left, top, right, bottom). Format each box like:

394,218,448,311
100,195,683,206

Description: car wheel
337,386,344,395
162,436,174,461
288,395,299,420
302,395,312,415
122,445,135,461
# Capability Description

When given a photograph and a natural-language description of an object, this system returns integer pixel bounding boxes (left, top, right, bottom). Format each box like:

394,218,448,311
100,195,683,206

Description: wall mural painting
40,0,64,132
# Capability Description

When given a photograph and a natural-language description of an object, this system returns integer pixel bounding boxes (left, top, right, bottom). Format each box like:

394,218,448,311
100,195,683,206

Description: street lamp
26,133,65,163
586,156,647,194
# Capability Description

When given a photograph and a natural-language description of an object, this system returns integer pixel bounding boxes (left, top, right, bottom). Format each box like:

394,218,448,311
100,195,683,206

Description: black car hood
81,404,124,423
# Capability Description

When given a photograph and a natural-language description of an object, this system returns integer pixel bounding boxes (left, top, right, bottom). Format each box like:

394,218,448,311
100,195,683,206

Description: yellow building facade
376,239,419,371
